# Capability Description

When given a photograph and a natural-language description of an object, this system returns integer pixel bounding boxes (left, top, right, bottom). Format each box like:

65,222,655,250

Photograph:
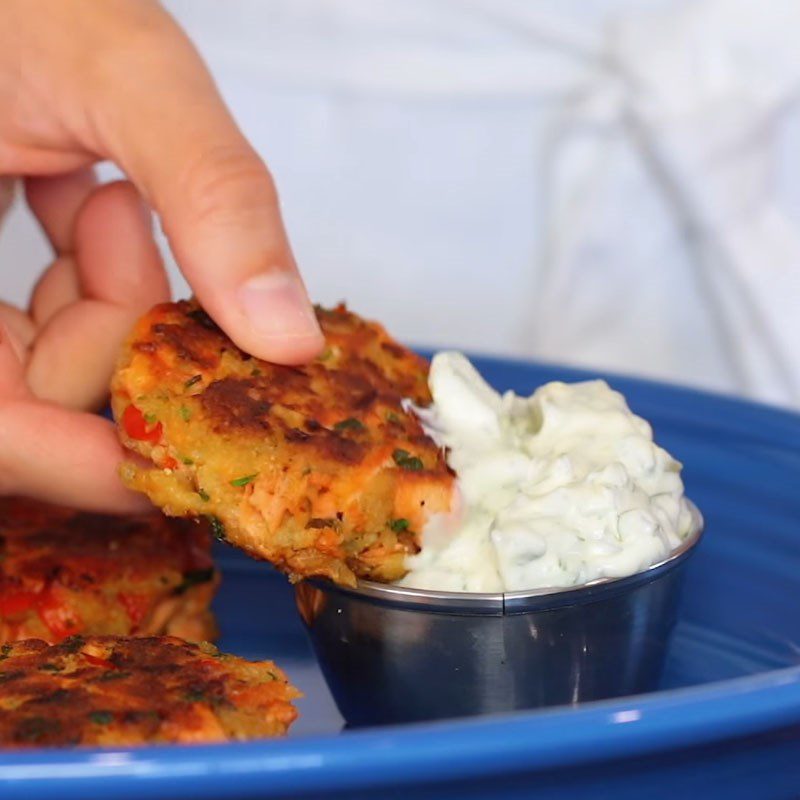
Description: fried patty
0,497,219,644
0,635,299,747
111,301,454,586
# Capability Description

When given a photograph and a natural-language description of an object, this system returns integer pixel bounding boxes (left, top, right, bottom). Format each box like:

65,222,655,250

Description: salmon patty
111,301,454,586
0,497,218,644
0,635,299,747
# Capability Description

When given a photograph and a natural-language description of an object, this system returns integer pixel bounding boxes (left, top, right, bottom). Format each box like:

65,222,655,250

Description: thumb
87,5,324,364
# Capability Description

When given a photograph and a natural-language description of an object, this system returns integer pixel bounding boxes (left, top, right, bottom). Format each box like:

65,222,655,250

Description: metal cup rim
306,500,704,615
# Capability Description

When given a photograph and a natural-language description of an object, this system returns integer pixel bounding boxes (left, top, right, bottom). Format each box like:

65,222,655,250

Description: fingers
25,181,170,410
25,169,95,325
0,249,150,514
86,6,323,363
0,302,36,352
0,320,30,399
0,187,155,512
73,181,168,308
5,0,322,362
28,257,81,328
25,168,96,255
0,399,151,512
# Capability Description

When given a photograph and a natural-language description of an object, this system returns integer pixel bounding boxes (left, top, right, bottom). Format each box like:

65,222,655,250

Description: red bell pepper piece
122,405,163,443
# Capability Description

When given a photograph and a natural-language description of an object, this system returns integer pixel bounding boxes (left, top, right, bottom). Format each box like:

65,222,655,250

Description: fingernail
237,271,323,341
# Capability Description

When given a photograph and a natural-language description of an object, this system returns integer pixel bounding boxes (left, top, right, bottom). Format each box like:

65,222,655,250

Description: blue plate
3,356,800,799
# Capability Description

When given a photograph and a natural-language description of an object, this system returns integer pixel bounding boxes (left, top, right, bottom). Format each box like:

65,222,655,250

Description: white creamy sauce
400,352,694,593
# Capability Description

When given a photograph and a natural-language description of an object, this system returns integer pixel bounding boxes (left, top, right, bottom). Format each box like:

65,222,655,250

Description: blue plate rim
2,666,800,795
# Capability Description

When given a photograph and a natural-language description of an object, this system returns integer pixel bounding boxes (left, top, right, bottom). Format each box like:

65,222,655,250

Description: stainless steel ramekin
296,503,703,726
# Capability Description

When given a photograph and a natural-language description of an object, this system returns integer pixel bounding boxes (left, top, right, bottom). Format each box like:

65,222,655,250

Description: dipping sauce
400,352,694,592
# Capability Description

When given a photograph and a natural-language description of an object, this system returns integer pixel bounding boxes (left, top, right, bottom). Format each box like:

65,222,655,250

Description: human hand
0,0,324,511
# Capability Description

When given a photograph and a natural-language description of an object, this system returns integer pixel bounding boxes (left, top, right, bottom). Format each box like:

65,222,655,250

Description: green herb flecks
89,711,114,725
251,368,262,377
144,412,157,424
181,456,194,465
184,374,203,389
386,412,402,424
197,489,210,502
333,417,365,432
179,406,192,421
230,473,258,487
392,449,423,471
389,518,410,533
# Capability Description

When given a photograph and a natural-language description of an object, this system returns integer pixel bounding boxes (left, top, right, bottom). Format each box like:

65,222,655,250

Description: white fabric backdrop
1,0,799,407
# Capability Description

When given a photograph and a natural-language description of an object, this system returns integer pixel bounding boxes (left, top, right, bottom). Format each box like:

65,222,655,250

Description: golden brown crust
111,301,454,586
0,635,300,747
0,497,219,644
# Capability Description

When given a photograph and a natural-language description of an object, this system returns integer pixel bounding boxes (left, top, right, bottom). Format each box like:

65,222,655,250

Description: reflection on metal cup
296,504,703,726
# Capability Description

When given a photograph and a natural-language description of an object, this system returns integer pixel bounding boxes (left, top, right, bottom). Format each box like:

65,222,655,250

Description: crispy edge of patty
0,635,300,748
0,497,219,644
111,301,454,586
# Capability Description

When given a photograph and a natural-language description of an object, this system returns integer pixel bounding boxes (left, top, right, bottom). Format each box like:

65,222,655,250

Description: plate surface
3,355,800,799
